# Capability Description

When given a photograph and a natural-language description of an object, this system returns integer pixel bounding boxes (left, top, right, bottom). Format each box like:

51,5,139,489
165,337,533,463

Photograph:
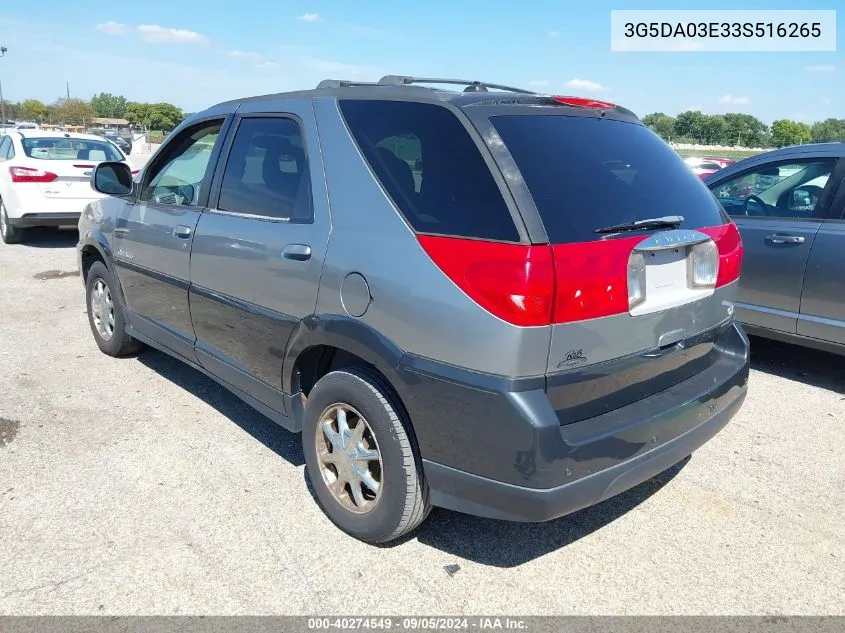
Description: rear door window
490,115,728,244
339,100,519,242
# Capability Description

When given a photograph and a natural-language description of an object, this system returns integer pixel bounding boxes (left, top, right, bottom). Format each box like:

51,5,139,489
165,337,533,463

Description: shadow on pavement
137,348,304,466
404,456,689,566
18,228,79,248
749,335,845,395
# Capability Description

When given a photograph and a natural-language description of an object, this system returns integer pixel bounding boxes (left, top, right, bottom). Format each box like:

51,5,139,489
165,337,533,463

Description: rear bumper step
9,213,81,228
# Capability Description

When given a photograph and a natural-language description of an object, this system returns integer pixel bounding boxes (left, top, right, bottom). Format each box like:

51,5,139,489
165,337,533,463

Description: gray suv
77,76,750,543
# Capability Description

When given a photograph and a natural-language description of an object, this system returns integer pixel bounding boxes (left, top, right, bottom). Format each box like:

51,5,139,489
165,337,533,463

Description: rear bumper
395,319,749,522
9,213,81,228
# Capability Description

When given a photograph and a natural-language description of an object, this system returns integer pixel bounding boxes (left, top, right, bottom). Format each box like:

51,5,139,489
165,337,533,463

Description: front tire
0,200,24,244
85,261,143,357
303,367,431,544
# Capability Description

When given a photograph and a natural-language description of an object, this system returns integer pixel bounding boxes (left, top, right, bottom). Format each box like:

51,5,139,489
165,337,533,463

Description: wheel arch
78,230,128,307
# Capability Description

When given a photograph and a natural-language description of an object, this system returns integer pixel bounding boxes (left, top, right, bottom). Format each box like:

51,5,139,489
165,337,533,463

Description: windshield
22,138,124,161
490,115,728,244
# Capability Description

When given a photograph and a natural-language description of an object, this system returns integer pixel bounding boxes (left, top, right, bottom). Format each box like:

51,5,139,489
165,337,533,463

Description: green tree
673,110,709,141
771,119,812,147
811,118,845,143
701,115,727,145
19,99,49,123
722,113,768,147
641,112,676,140
51,97,96,126
90,92,128,118
147,102,184,131
124,101,150,127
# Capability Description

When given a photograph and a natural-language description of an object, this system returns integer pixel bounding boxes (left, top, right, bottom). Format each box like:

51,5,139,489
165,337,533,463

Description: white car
0,130,136,244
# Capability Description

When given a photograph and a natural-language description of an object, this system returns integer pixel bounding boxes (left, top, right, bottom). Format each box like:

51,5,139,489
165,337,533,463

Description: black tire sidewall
85,261,129,356
0,201,21,244
302,370,417,543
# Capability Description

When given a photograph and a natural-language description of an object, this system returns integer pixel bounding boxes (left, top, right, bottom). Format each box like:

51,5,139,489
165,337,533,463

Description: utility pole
66,82,71,101
0,45,7,126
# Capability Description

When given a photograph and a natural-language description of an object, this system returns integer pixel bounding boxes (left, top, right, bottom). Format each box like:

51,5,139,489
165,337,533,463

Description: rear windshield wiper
594,215,684,234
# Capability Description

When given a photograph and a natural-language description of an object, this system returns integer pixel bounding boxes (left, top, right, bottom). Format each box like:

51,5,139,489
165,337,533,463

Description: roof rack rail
316,79,382,89
378,75,536,94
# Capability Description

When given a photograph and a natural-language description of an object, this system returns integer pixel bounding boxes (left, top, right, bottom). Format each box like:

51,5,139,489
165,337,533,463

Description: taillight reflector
552,96,616,109
9,166,58,183
700,223,743,287
417,235,555,327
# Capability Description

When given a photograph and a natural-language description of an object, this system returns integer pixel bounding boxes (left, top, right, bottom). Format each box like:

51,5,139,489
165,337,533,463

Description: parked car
103,131,132,155
704,142,845,354
77,75,750,543
0,130,136,243
683,156,725,179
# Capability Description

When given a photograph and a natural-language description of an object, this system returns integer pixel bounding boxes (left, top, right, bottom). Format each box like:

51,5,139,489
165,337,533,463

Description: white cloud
297,13,320,23
564,78,605,92
548,30,560,38
806,65,835,72
528,80,550,88
137,24,206,44
228,50,277,69
719,95,750,105
96,22,128,36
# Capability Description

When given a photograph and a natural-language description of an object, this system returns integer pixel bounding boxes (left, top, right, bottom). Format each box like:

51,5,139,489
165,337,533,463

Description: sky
0,0,842,124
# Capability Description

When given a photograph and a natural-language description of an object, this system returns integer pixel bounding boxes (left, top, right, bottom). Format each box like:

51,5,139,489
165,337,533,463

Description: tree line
3,92,185,131
642,111,845,148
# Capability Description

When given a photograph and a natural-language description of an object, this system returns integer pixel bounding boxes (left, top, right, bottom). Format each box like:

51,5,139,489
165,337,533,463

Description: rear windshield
491,115,727,244
339,100,519,242
22,138,123,162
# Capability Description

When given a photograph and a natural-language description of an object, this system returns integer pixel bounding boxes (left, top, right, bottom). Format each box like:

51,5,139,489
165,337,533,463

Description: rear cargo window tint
339,100,519,242
491,115,728,244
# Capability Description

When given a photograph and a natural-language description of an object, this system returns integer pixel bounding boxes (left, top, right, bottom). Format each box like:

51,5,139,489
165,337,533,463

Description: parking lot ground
0,234,843,615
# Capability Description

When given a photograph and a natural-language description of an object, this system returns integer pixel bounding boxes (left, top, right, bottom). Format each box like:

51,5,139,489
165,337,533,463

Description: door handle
173,225,192,239
766,234,805,244
282,244,312,261
114,227,129,236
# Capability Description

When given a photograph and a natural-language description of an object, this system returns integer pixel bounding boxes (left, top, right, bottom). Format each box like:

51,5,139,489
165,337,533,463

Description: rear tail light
9,166,58,183
131,170,140,175
700,223,743,287
627,251,647,310
552,96,616,109
419,223,742,327
688,240,719,288
417,235,555,327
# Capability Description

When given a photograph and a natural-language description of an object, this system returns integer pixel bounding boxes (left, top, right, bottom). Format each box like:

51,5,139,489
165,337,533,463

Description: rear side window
217,117,313,222
339,100,519,242
491,115,728,244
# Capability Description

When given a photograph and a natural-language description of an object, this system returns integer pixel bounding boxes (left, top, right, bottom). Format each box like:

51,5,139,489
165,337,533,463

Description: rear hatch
468,101,743,425
17,136,130,200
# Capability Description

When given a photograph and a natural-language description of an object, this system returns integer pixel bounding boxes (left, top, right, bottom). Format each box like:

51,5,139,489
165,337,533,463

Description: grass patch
674,148,768,160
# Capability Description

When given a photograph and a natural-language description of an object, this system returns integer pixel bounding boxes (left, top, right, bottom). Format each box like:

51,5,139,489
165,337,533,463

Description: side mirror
91,161,133,196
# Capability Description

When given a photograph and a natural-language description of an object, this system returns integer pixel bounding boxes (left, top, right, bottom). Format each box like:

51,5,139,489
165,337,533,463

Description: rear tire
85,261,144,357
0,200,24,244
303,367,431,544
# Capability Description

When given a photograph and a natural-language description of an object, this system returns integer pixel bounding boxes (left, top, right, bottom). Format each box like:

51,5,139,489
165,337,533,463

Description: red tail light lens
417,235,555,327
9,166,58,183
552,236,643,323
700,223,743,287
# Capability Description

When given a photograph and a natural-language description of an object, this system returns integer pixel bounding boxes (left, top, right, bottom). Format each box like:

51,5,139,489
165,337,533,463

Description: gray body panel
312,97,552,378
731,217,820,334
799,219,845,344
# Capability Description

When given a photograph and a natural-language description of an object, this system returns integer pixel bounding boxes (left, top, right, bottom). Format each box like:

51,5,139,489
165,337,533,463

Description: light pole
0,46,7,126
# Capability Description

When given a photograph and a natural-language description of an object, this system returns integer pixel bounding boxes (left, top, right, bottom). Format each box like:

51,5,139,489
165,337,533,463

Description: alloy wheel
315,403,383,514
90,278,115,341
